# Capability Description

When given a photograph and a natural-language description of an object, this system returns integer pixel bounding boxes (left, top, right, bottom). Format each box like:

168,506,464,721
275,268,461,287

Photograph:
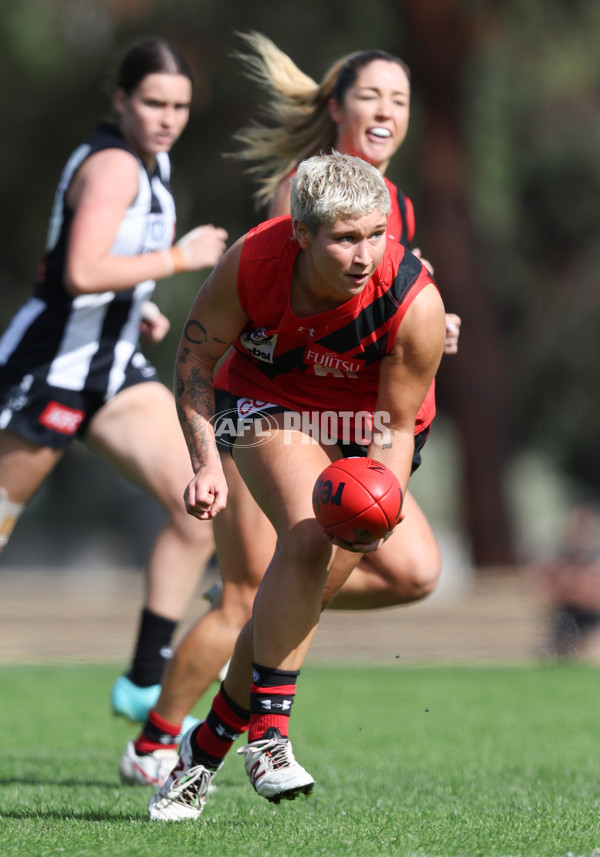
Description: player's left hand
326,522,401,554
139,301,170,344
175,224,229,271
411,250,461,356
444,313,461,355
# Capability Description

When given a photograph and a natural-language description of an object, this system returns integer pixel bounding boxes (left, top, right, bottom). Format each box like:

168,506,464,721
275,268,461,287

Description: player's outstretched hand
175,225,229,271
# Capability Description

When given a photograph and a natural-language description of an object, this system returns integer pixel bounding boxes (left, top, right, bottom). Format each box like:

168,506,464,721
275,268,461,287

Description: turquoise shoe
179,715,201,738
111,675,200,738
111,676,161,723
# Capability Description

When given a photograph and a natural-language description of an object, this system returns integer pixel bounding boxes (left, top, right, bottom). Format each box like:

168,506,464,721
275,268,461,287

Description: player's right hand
184,466,228,519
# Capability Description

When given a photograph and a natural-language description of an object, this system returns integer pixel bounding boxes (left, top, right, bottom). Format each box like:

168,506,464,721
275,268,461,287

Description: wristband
162,246,189,276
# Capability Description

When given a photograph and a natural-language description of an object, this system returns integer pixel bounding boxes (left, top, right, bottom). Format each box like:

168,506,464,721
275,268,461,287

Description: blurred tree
396,0,600,565
397,1,516,566
489,2,600,490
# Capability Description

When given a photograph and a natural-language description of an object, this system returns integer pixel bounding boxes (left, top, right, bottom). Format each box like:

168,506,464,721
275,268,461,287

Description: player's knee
286,519,332,576
237,583,259,619
168,494,215,551
0,488,25,551
401,541,442,602
221,581,257,627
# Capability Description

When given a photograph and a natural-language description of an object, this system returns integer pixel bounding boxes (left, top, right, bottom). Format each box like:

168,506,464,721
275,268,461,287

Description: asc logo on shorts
240,328,277,363
39,402,85,435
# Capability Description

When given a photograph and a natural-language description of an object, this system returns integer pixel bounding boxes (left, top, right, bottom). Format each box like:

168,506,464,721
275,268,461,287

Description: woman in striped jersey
0,38,227,723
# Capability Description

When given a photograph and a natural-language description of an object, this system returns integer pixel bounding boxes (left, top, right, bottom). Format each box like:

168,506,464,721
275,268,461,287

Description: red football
312,457,403,544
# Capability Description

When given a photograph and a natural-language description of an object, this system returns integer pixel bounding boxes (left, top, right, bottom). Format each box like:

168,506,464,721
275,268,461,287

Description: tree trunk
399,0,517,566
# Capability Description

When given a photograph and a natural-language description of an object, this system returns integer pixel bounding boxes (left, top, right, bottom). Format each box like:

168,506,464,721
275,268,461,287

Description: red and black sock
127,607,177,687
134,708,180,755
248,662,299,741
192,683,250,770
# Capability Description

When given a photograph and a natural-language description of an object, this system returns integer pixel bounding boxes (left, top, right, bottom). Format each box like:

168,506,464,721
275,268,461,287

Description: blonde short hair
290,153,391,234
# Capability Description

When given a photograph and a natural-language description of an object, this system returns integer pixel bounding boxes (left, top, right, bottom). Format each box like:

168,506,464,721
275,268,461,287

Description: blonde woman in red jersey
148,153,445,817
119,37,455,788
215,34,458,611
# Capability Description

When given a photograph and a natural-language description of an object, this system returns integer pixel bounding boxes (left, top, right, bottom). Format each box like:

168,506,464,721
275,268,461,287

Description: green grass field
1,662,599,857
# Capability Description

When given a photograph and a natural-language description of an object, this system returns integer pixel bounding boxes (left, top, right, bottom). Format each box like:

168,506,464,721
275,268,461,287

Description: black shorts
212,389,428,473
214,388,239,453
0,355,159,450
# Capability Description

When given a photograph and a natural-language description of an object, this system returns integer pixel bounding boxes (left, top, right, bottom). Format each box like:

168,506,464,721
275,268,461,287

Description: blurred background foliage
1,0,599,571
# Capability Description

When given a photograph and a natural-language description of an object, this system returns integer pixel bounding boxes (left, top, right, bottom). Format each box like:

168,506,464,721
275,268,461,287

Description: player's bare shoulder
396,279,446,371
68,148,139,208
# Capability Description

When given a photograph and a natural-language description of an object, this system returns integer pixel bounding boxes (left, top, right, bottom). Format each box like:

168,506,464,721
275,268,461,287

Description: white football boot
148,726,219,821
237,727,315,803
119,740,178,787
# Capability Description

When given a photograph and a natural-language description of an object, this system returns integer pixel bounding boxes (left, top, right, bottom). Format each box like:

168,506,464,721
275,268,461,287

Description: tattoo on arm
182,323,230,362
187,366,215,416
184,320,228,348
175,318,234,470
184,320,207,345
174,363,218,472
176,403,219,471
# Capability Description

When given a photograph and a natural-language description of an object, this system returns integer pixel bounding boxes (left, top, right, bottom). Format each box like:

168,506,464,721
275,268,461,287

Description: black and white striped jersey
0,123,175,400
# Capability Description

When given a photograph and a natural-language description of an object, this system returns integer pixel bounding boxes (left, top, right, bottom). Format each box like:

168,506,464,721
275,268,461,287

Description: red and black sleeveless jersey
227,217,436,437
214,174,416,394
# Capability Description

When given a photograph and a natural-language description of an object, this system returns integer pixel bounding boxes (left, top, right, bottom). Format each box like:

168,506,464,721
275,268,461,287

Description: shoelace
238,737,293,769
169,765,212,807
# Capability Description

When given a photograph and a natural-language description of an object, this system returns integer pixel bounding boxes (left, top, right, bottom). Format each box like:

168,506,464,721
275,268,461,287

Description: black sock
126,607,177,687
